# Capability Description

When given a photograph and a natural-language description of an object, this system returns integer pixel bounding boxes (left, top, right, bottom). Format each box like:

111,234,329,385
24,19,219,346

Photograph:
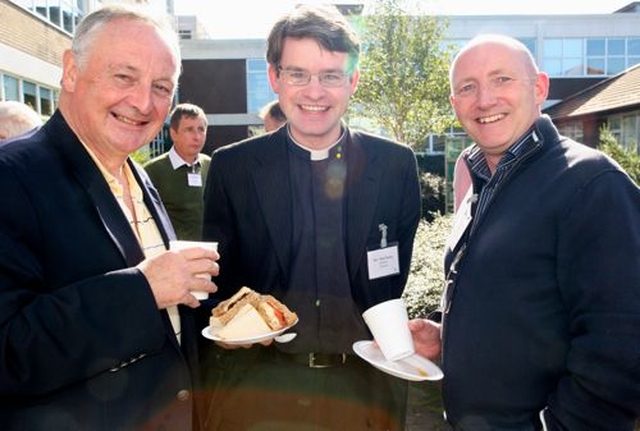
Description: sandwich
210,286,298,339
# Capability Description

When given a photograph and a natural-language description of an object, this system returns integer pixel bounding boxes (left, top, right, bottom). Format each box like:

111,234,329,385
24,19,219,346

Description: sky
172,0,636,39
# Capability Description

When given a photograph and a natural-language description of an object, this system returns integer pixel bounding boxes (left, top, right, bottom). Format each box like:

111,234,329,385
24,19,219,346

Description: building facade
176,5,640,155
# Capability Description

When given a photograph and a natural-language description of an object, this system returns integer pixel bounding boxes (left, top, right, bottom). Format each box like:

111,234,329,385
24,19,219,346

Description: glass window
628,38,640,56
586,58,605,75
3,75,19,101
608,38,626,56
543,39,583,76
607,57,626,75
621,115,637,150
246,59,277,115
587,39,605,56
563,39,583,57
14,0,84,34
40,87,53,116
544,39,562,57
563,58,583,76
23,81,37,112
544,59,563,77
519,38,537,58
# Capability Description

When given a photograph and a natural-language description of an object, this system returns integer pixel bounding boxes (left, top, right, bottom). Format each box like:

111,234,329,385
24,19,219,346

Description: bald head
450,34,539,95
0,101,42,140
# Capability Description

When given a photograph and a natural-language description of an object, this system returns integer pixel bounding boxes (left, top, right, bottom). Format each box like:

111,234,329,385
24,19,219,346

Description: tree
598,125,640,185
349,0,456,149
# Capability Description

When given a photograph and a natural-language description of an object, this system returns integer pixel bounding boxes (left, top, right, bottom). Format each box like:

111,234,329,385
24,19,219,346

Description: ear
349,68,360,95
267,64,280,94
533,71,550,105
61,50,78,92
169,127,178,142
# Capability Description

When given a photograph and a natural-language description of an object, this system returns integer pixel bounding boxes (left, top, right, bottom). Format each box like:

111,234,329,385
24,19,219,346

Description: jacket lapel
252,130,293,275
345,132,382,278
51,113,145,267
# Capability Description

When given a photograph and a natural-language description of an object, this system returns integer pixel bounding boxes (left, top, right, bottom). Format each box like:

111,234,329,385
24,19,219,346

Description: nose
476,82,498,107
128,84,154,115
302,75,327,97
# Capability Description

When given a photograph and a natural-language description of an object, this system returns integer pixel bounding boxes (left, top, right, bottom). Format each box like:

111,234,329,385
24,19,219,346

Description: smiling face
59,18,179,172
268,37,359,150
449,39,549,171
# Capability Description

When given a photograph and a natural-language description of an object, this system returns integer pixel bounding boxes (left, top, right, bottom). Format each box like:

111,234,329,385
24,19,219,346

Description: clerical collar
286,126,347,161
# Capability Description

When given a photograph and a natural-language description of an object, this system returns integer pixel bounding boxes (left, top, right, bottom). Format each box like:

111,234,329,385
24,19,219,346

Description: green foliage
598,125,640,185
130,146,152,165
420,171,445,221
350,0,456,148
403,214,452,319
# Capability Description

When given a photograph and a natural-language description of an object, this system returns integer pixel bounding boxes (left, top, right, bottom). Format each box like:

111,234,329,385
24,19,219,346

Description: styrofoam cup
362,298,415,361
169,240,218,300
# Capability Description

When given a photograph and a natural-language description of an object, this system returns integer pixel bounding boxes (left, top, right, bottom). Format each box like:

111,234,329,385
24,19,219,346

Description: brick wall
0,0,71,68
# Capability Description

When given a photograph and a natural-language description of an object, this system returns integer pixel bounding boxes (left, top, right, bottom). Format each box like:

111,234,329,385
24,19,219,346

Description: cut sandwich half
209,287,298,340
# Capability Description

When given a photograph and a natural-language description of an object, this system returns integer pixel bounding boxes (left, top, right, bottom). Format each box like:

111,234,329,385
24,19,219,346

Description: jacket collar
250,126,383,279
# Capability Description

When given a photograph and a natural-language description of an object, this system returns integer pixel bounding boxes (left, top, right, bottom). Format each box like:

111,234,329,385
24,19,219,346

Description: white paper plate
201,319,298,345
352,340,443,382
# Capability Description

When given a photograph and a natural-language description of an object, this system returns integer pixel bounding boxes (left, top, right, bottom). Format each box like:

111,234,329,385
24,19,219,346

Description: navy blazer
0,111,199,431
202,126,421,312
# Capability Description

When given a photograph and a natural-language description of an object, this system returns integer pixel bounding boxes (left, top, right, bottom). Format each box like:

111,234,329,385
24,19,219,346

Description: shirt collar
467,126,540,181
168,146,199,170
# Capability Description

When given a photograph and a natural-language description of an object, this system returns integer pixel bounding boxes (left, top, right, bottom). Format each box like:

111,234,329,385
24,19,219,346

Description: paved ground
405,382,451,431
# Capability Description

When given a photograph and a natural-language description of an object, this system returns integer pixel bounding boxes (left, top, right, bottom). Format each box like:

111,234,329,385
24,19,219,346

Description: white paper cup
362,298,415,361
169,240,218,300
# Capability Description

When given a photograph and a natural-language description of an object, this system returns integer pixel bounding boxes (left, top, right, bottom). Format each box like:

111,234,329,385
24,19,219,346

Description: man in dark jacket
0,5,218,431
200,4,421,431
410,34,640,431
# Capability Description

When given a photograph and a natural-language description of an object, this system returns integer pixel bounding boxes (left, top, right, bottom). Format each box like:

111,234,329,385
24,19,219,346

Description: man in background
144,103,211,240
0,100,42,144
259,99,287,132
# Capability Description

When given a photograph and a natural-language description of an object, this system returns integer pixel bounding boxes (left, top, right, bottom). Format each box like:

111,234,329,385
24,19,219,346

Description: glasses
277,67,350,88
453,75,522,98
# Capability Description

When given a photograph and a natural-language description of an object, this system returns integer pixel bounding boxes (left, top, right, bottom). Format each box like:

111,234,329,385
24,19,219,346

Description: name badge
367,244,400,280
367,223,400,280
187,172,203,187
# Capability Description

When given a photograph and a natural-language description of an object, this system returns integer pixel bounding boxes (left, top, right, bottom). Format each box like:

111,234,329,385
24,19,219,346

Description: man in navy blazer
0,5,218,431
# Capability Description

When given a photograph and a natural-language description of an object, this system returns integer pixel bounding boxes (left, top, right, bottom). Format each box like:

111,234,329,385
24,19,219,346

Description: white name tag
367,244,400,280
187,172,203,187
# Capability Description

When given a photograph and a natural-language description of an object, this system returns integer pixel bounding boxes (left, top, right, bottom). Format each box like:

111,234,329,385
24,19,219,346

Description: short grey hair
71,4,181,71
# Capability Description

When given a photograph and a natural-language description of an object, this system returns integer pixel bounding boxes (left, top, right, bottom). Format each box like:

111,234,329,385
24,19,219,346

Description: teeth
115,114,141,125
478,114,504,124
301,105,327,112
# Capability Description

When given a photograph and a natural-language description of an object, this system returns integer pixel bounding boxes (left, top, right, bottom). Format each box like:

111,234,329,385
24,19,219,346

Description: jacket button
176,389,191,401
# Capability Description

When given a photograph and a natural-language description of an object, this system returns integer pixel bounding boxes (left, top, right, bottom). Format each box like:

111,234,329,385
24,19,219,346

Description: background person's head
169,103,208,163
58,4,181,166
259,100,287,132
266,4,360,149
0,101,42,140
449,34,549,170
